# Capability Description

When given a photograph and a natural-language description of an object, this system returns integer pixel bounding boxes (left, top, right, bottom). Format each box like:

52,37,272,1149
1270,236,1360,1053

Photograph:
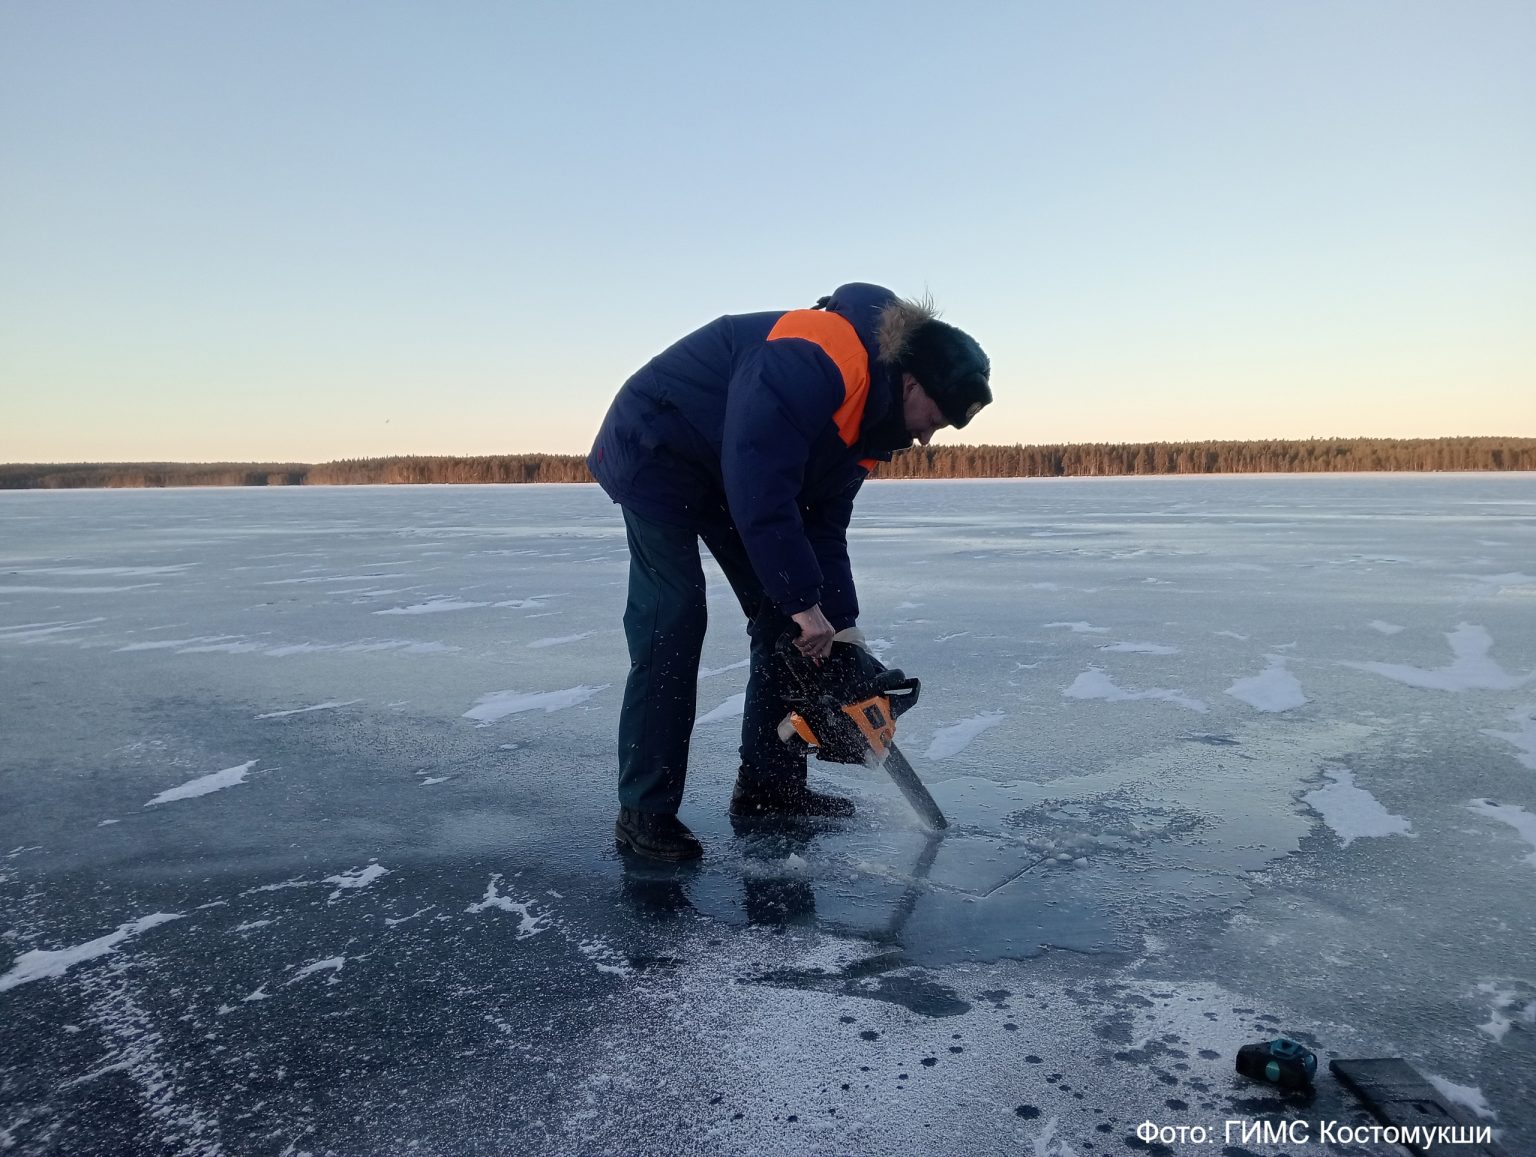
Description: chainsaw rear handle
874,669,921,717
775,628,921,717
774,625,876,668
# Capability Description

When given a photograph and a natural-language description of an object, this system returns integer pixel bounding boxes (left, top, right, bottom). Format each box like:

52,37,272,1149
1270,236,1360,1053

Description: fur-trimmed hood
818,283,938,366
874,294,938,366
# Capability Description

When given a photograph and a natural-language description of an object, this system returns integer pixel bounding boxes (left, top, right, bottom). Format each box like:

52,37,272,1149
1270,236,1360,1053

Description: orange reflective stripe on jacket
766,310,871,447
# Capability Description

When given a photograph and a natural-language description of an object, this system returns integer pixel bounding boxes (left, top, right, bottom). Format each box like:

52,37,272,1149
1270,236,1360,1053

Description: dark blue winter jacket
588,282,915,630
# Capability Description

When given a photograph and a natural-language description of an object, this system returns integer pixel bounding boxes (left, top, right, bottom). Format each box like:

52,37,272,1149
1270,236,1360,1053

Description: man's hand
790,604,836,659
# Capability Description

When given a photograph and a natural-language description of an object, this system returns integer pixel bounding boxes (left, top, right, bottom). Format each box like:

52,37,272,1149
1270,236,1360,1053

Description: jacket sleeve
721,339,845,617
802,475,863,630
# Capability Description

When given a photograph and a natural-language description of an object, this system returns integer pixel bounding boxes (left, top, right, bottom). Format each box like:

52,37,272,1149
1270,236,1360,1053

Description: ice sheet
4,476,1535,1152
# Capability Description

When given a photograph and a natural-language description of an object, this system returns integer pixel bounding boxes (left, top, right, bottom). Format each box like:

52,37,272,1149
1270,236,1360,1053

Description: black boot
615,807,704,861
729,777,855,820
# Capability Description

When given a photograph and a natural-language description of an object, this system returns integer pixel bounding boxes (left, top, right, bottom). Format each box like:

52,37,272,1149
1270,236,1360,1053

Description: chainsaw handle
774,627,820,692
875,671,920,716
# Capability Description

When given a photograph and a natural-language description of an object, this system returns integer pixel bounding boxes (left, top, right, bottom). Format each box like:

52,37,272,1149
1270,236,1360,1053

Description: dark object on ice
1329,1058,1510,1156
1235,1038,1316,1089
729,776,855,819
614,807,704,861
776,635,920,763
776,633,947,830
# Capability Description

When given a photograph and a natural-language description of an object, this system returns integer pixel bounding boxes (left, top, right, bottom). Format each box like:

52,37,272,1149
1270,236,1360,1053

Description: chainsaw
775,629,948,830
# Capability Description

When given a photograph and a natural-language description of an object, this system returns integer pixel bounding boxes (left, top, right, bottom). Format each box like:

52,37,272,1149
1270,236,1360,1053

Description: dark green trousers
618,507,806,815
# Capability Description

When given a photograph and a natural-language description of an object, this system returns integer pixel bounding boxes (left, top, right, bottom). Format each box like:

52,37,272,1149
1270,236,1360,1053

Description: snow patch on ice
1063,669,1206,712
288,957,346,985
342,640,456,654
0,617,107,643
494,595,559,609
924,712,1006,759
323,863,390,900
375,598,490,615
466,874,549,939
1426,1074,1497,1120
0,913,183,991
262,573,406,586
462,684,608,724
58,950,225,1150
1462,571,1536,597
19,565,192,577
0,584,160,594
1044,621,1109,634
144,761,259,806
787,935,880,978
528,632,592,649
384,906,435,927
119,634,446,657
1342,623,1534,691
699,657,749,678
1301,769,1413,847
695,693,746,727
1367,619,1405,635
1473,980,1536,1041
1467,799,1536,867
256,699,361,719
1225,656,1308,712
577,937,634,977
116,635,242,652
243,877,313,895
1099,641,1179,655
1483,706,1536,770
59,1059,134,1088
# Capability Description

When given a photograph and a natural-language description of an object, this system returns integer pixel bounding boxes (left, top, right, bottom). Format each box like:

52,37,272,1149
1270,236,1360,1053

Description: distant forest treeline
3,438,1533,489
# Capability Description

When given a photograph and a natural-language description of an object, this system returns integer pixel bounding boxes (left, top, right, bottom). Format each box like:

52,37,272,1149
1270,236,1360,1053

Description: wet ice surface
2,475,1534,1155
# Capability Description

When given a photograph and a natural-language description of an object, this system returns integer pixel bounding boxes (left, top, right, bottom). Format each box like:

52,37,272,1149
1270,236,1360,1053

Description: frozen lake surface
2,475,1533,1155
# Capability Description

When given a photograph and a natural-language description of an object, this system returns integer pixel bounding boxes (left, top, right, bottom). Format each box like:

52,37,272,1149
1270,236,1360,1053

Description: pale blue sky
2,1,1532,462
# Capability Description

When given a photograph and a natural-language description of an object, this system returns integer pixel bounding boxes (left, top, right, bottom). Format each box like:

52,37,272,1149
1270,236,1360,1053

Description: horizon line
6,433,1536,469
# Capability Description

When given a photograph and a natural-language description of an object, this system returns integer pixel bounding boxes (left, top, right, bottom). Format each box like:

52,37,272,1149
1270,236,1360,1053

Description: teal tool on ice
1235,1038,1317,1089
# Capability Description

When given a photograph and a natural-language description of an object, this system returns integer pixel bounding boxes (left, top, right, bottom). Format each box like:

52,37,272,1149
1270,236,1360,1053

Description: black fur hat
900,319,991,429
